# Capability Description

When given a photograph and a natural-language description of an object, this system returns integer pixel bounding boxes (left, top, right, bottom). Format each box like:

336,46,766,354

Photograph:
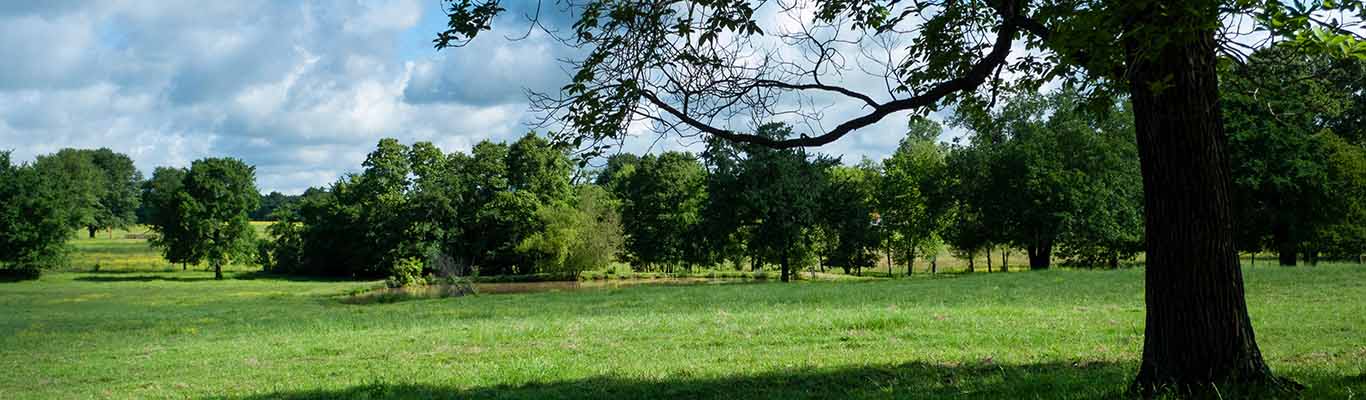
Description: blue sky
0,0,917,194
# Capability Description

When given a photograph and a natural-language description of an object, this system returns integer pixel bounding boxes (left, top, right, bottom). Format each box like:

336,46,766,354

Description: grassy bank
2,263,1363,399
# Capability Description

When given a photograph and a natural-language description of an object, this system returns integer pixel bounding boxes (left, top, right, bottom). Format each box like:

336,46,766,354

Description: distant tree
698,137,752,270
180,158,260,280
251,191,299,221
30,148,142,238
1223,45,1366,265
619,151,707,272
455,140,512,271
459,132,578,274
739,124,833,282
1315,135,1366,260
594,153,641,193
271,185,365,276
0,152,78,276
1052,100,1144,268
32,149,104,233
880,118,951,274
952,88,1142,270
354,138,416,273
87,149,143,238
478,190,542,274
507,132,573,203
697,123,834,281
407,141,463,263
142,167,199,270
817,163,880,275
943,140,998,272
519,185,624,276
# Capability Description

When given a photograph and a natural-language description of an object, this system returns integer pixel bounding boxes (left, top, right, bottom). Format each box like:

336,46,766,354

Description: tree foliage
0,152,79,276
180,158,260,280
1224,45,1366,263
949,87,1142,269
142,167,199,268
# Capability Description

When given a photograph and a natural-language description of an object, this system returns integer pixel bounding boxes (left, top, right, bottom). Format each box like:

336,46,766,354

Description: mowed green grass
3,256,1365,399
65,223,271,273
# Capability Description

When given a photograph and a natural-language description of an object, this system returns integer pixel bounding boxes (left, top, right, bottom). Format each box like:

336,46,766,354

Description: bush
384,257,426,288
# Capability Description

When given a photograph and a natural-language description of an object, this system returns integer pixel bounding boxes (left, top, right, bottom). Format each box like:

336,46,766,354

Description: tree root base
1130,375,1304,399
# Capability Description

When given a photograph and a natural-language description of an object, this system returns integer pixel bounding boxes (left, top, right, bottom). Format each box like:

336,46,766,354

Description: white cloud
0,0,551,194
1,0,943,193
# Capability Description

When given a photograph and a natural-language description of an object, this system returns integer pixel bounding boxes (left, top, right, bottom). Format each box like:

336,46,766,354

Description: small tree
519,186,624,277
180,158,260,280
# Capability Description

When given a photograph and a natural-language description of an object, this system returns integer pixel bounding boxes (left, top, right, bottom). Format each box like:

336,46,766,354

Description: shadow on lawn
74,274,221,282
214,361,1138,400
70,271,358,283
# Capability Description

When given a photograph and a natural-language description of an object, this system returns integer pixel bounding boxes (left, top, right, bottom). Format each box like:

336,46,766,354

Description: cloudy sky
0,0,921,194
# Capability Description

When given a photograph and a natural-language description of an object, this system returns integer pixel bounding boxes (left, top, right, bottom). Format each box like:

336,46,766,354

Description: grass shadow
213,361,1136,400
73,275,220,283
232,271,361,283
0,269,41,282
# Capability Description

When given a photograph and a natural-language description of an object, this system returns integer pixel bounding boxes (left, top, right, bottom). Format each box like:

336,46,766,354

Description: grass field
2,229,1363,399
65,223,271,273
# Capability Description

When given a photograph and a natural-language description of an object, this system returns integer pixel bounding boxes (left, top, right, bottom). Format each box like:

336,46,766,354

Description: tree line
0,149,262,278
4,63,1363,281
278,80,1357,283
3,85,1363,282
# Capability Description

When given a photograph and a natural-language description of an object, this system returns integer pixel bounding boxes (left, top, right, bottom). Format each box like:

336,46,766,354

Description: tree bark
87,226,98,239
968,250,976,273
1124,11,1280,393
988,245,999,274
1002,249,1009,272
907,248,916,276
780,247,790,283
1027,240,1052,270
1273,222,1296,266
886,246,894,276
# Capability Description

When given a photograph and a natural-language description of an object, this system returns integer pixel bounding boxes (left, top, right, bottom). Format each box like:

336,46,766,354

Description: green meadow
1,231,1364,399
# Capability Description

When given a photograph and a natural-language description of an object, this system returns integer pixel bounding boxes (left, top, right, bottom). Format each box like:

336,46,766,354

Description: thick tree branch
753,79,880,108
642,3,1023,150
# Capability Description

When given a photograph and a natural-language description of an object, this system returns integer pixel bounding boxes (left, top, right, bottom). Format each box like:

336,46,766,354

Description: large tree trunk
967,250,975,273
87,226,98,239
886,246,894,276
988,247,999,273
780,247,790,283
1027,239,1052,270
907,248,916,276
1124,11,1280,394
1273,222,1296,266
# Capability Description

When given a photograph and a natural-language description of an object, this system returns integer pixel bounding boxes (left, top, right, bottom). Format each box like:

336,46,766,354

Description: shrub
384,257,426,288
